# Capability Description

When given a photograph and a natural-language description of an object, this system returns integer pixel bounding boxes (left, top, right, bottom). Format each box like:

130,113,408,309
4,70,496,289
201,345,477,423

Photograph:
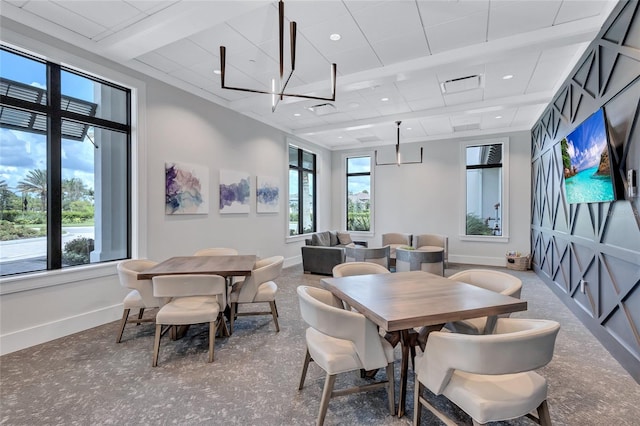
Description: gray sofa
301,231,366,275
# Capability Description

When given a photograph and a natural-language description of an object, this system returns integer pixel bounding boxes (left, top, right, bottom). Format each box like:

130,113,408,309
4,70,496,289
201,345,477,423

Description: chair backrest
332,262,390,277
344,246,390,268
396,248,444,275
413,234,448,260
193,247,238,256
235,255,284,303
381,233,412,246
448,269,522,298
152,274,227,309
418,318,560,394
117,259,164,308
297,285,388,370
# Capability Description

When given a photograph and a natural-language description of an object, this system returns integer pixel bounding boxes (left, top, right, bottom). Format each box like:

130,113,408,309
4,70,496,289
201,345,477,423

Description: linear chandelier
219,0,337,112
375,121,424,166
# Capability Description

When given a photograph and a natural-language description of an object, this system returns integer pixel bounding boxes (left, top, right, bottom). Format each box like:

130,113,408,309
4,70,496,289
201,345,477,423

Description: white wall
0,19,332,354
331,132,532,265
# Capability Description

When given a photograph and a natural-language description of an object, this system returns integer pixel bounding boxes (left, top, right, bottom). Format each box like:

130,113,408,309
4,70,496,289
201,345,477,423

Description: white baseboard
0,304,122,356
449,255,506,267
284,255,302,269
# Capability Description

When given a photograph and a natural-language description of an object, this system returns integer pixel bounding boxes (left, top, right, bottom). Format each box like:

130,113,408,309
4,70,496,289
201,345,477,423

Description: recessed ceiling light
213,69,221,75
406,127,412,130
495,115,503,119
337,136,343,139
502,74,513,80
293,113,301,117
381,97,389,102
329,33,341,41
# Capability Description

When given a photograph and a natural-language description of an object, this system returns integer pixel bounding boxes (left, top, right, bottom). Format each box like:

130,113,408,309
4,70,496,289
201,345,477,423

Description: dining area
0,261,638,425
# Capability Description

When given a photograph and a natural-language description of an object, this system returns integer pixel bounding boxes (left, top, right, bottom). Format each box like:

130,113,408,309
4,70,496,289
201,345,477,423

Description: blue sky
565,108,607,171
0,49,96,193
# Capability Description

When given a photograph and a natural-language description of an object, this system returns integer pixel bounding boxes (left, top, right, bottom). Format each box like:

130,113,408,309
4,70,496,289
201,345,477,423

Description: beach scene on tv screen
561,109,615,204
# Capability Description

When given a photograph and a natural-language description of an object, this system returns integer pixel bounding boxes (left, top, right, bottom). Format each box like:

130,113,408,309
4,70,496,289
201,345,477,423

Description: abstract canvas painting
256,175,280,213
165,162,209,214
219,169,250,214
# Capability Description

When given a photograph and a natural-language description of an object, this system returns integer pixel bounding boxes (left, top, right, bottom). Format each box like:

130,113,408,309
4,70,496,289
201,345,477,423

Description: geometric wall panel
531,0,640,382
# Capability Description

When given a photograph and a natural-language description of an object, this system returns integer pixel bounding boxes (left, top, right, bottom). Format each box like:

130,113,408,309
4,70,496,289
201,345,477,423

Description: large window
346,156,371,231
288,145,316,236
0,47,131,276
465,142,504,236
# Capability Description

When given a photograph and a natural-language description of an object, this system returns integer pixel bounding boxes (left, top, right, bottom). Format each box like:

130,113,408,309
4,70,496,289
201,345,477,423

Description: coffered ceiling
1,0,618,149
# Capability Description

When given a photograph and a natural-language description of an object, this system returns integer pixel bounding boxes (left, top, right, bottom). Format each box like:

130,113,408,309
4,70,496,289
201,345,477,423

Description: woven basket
506,255,530,271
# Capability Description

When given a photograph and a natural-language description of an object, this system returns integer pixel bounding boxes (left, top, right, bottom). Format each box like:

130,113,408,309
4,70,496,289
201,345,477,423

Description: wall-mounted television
560,108,617,204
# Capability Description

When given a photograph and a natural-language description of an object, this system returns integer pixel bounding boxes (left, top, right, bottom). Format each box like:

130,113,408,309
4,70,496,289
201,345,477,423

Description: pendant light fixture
375,121,423,166
219,0,337,112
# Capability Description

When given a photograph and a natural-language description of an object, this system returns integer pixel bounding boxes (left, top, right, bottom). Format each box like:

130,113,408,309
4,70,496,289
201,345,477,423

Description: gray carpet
1,263,638,425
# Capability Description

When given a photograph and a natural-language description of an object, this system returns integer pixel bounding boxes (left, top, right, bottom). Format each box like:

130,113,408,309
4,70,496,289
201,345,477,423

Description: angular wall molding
531,0,640,382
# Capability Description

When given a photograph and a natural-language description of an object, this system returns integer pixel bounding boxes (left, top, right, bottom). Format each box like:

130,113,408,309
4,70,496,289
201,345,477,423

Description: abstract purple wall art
165,162,209,215
256,176,280,213
219,170,250,214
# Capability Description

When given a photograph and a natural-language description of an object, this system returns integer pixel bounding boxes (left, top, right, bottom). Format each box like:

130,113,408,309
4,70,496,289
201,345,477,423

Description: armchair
413,233,448,268
381,233,412,267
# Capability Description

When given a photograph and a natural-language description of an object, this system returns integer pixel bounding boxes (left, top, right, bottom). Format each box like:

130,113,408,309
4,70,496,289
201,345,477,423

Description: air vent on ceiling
440,75,482,94
308,103,336,116
356,136,381,143
453,123,480,132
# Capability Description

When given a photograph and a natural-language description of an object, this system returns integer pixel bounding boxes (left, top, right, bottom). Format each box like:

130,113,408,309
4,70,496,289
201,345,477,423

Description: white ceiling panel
424,12,488,54
22,1,108,39
488,1,561,41
2,0,618,150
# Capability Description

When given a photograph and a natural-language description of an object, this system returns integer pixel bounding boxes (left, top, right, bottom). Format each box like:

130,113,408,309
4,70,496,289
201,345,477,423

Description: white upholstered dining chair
445,269,523,334
413,318,560,426
332,261,390,277
116,259,165,343
297,286,396,425
151,274,228,366
193,247,238,256
229,255,283,334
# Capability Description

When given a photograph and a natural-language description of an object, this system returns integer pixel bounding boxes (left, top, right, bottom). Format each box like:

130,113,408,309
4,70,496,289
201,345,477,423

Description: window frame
342,153,374,235
342,152,374,236
459,137,510,242
0,38,145,292
287,144,317,237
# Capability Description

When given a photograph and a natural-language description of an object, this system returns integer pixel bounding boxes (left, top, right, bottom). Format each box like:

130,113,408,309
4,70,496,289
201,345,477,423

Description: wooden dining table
320,270,527,418
137,255,257,281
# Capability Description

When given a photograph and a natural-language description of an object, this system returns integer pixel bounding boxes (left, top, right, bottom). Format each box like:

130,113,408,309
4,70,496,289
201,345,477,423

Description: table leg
484,315,498,334
398,329,411,418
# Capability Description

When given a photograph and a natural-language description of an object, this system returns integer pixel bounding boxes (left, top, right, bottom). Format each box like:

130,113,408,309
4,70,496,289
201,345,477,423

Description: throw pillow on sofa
311,231,332,246
337,231,353,245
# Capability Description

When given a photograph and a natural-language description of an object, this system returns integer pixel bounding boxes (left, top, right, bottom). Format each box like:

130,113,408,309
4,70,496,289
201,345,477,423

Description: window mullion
47,63,62,269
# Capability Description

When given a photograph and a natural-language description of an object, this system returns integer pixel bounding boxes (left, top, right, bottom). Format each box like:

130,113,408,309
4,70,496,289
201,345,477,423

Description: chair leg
537,399,552,426
317,373,336,426
269,301,280,332
152,323,162,367
229,303,237,334
386,362,396,416
299,349,312,390
413,380,422,426
208,320,215,363
116,309,130,343
136,308,145,324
